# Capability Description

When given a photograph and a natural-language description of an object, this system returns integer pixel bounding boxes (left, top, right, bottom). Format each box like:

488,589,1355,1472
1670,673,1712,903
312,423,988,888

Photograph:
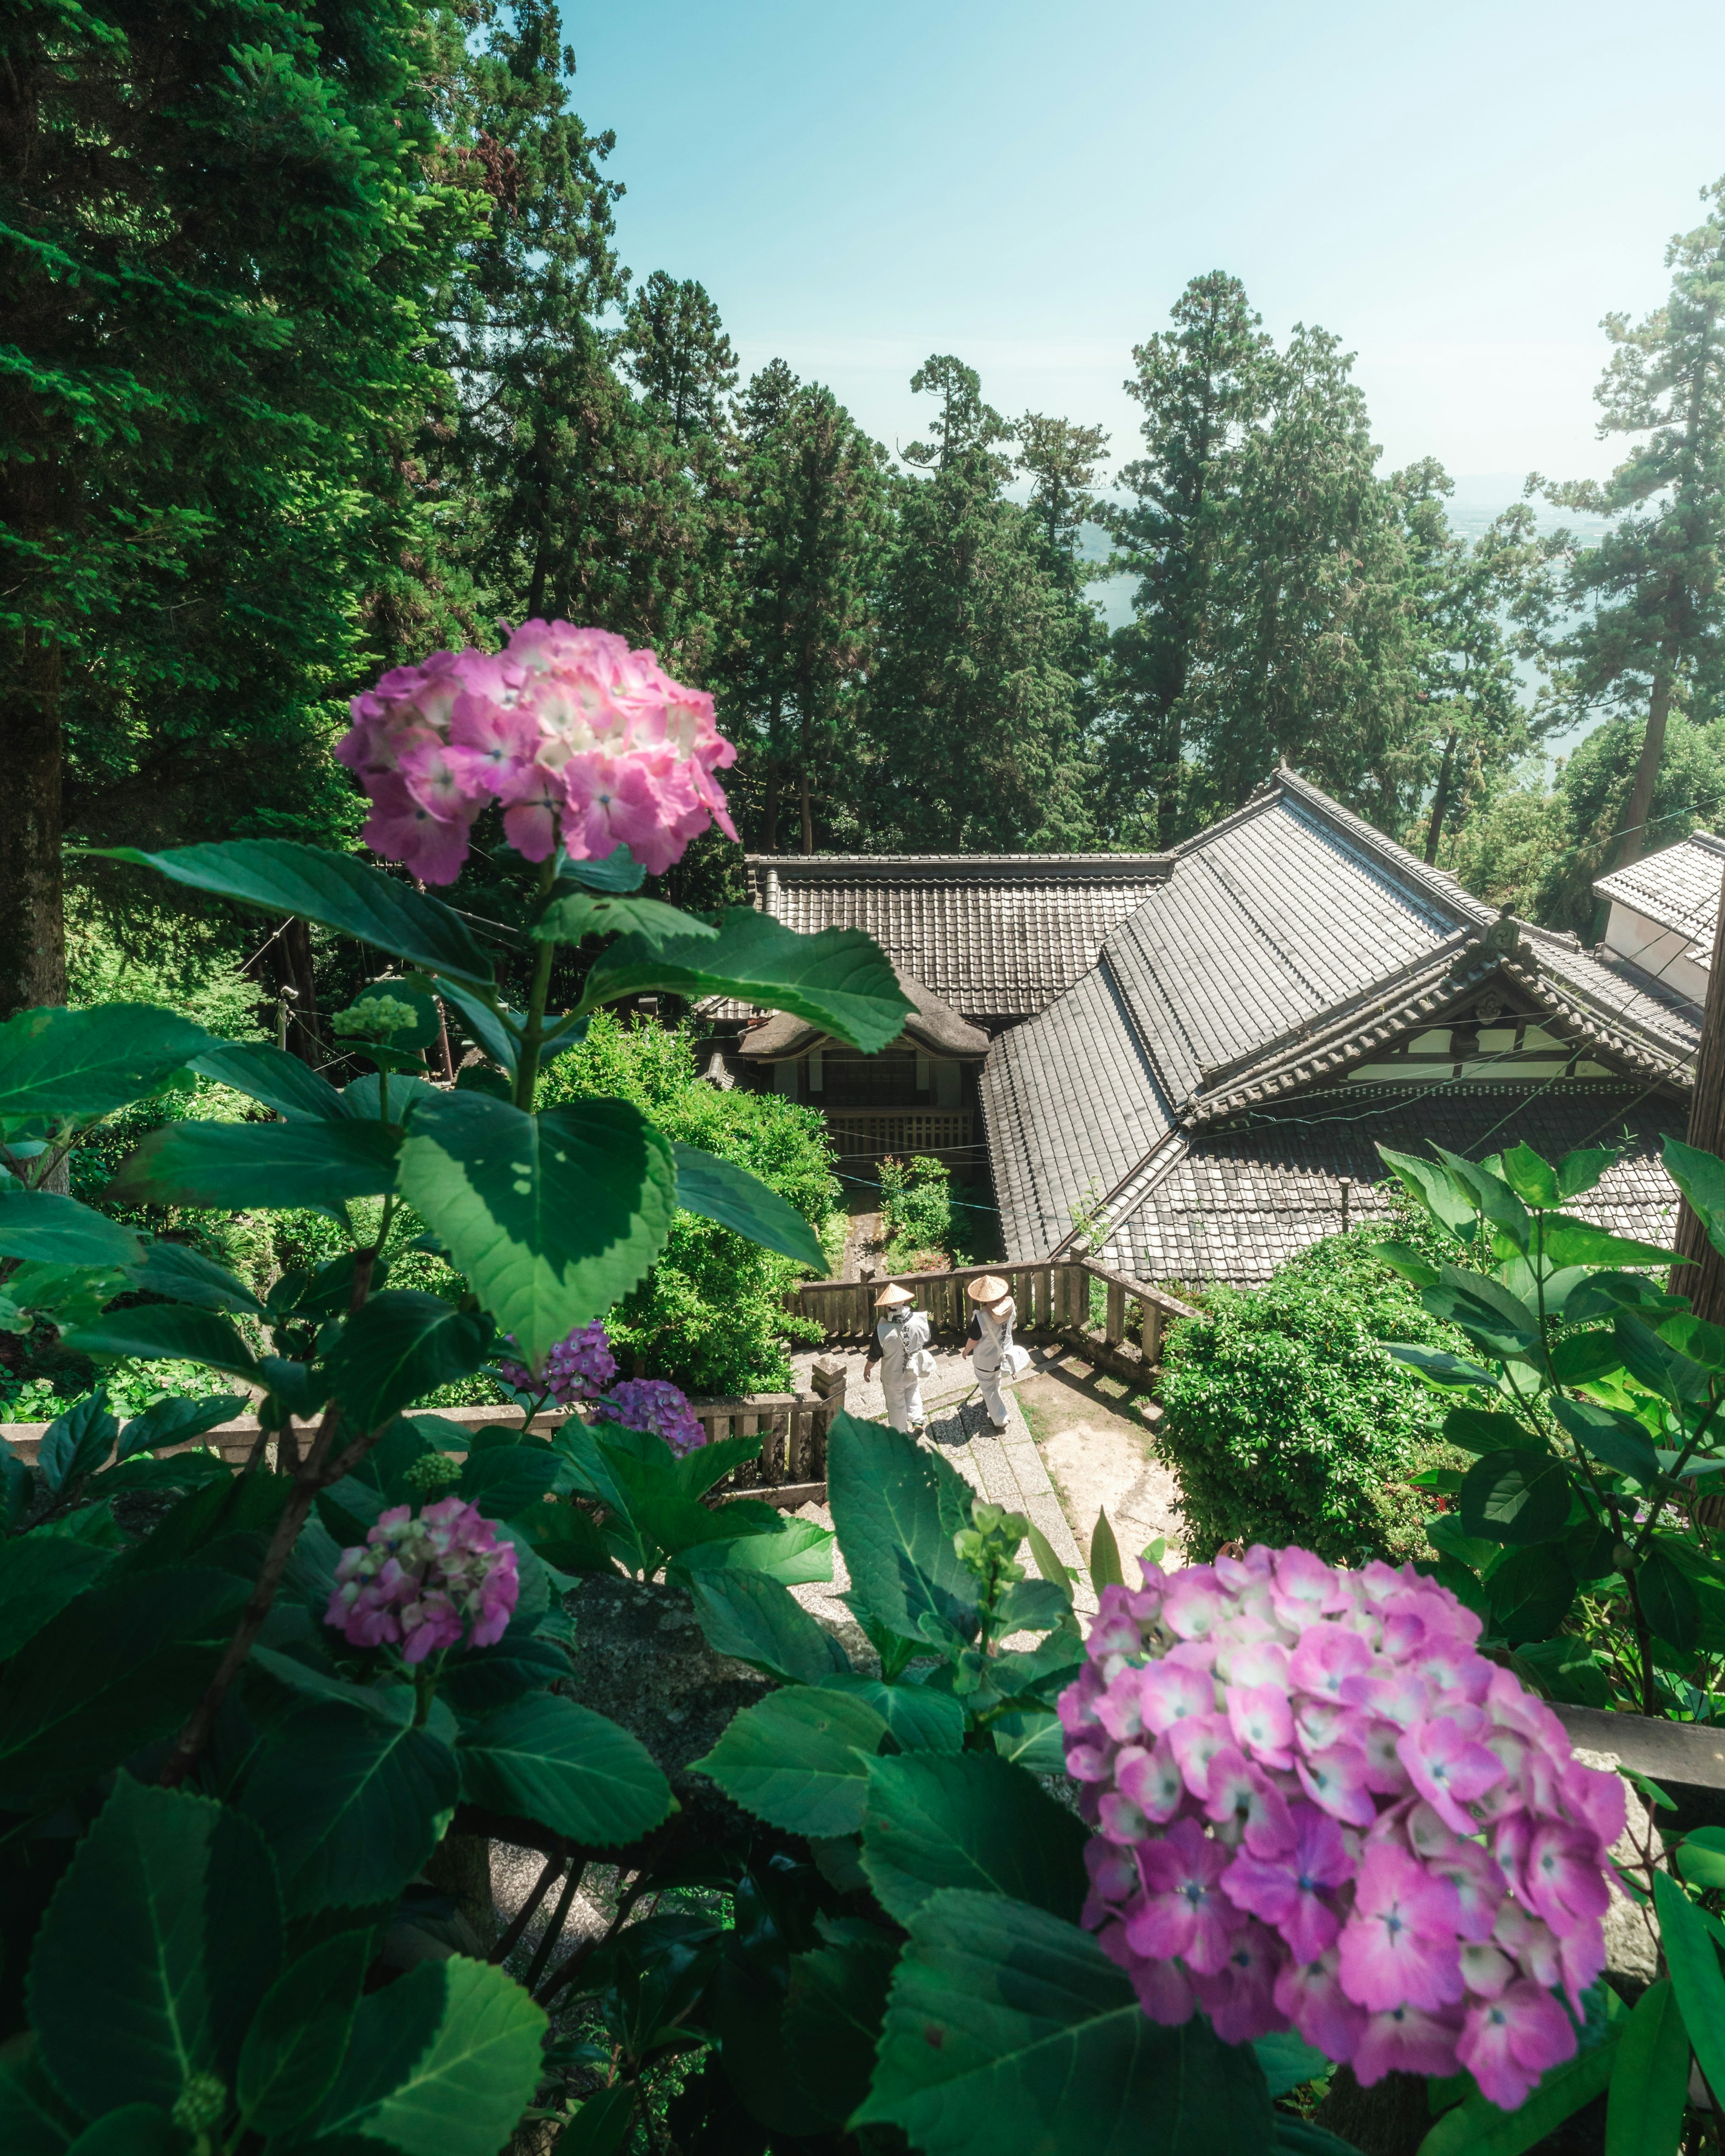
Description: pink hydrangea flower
325,1496,519,1662
1062,1543,1623,2109
335,625,736,885
595,1377,707,1458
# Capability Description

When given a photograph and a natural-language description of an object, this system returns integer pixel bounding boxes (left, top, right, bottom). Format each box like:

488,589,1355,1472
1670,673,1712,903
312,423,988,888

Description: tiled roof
741,852,1173,1020
1099,1086,1685,1287
1595,830,1725,952
979,769,1701,1270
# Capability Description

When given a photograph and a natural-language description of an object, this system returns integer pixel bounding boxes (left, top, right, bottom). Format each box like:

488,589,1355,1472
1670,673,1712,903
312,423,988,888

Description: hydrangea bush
1062,1545,1626,2110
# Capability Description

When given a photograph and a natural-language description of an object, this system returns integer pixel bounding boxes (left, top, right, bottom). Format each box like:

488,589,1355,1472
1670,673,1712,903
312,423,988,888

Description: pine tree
1098,274,1273,844
0,0,469,1018
1542,176,1725,870
619,273,739,450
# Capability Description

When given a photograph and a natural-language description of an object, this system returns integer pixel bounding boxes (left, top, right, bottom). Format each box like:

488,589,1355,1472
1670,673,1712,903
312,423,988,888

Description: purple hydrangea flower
497,1321,617,1407
325,1497,518,1663
595,1377,706,1458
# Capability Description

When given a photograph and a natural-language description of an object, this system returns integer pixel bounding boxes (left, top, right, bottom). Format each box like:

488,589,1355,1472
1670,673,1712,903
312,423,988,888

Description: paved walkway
792,1342,1093,1612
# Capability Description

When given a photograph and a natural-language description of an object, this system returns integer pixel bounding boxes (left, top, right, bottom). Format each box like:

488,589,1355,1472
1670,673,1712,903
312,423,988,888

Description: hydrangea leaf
456,1444,565,1518
60,1304,269,1386
308,1956,547,2156
691,1687,890,1838
238,1693,460,1914
534,892,717,947
859,1753,1089,1924
125,1239,268,1318
0,1185,141,1267
0,1003,210,1124
237,1927,374,2137
828,1414,980,1648
672,1140,827,1271
683,1567,852,1685
107,1118,403,1216
854,1889,1277,2156
1457,1449,1570,1546
454,1693,672,1846
322,1290,493,1434
396,1094,675,1370
581,909,912,1054
188,1040,355,1121
30,1777,280,2119
97,839,497,985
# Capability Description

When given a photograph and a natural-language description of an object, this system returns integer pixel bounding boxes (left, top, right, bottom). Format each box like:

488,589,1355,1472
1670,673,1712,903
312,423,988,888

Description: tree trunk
761,767,780,852
0,625,67,1021
798,710,814,855
1424,729,1459,865
1672,859,1725,1324
281,917,323,1067
1616,658,1677,869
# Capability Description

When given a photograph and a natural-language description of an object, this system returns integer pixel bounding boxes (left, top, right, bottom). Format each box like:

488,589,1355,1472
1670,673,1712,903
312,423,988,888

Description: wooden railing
0,1381,852,1509
790,1255,1197,1379
820,1109,972,1165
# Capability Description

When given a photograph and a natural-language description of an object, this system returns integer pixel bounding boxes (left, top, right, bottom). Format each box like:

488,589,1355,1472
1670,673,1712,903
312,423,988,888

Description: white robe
970,1299,1018,1426
875,1310,932,1431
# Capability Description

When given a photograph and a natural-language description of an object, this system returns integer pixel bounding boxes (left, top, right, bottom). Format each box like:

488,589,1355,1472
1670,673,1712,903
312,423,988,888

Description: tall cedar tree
726,370,892,852
1189,323,1419,823
0,0,469,1019
1542,176,1725,869
619,273,738,450
1100,275,1272,845
861,356,1097,852
1393,460,1552,864
434,9,722,668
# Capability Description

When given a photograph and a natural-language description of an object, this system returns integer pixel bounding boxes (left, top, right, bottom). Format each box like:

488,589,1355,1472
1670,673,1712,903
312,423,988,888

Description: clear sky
559,0,1724,495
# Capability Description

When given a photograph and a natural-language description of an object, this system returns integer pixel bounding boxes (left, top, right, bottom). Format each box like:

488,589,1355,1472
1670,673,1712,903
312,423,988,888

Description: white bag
909,1348,936,1380
1001,1343,1033,1381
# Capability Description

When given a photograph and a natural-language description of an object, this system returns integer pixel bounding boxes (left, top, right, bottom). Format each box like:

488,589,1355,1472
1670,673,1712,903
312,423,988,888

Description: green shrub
879,1153,969,1270
1156,1225,1467,1567
538,1012,839,1394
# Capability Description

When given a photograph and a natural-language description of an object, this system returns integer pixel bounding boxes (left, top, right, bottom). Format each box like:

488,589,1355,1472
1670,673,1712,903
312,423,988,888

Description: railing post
1105,1281,1125,1347
1141,1302,1162,1367
809,1358,846,1479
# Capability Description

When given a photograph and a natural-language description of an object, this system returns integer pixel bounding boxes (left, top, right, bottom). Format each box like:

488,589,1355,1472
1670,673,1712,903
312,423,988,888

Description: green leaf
692,1686,890,1836
1638,1543,1701,1652
107,1118,402,1216
1376,1148,1482,1241
1486,1543,1577,1645
1443,1407,1548,1456
1664,1135,1725,1260
1539,1215,1685,1269
1614,1313,1712,1406
1432,1145,1533,1250
238,1693,460,1913
583,909,913,1053
0,1003,210,1123
101,839,497,985
1499,1142,1561,1207
671,1141,826,1270
555,2082,639,2156
0,1568,247,1804
30,1776,280,2117
1370,1240,1442,1286
324,1291,492,1433
1654,1870,1725,2111
1603,1976,1689,2156
1514,1635,1613,1708
127,1240,268,1318
396,1092,676,1369
1089,1508,1124,1591
0,2051,84,2155
117,1393,247,1463
820,1672,966,1751
860,1753,1089,1924
310,1955,547,2156
455,1693,672,1845
1565,1270,1689,1324
1383,1342,1498,1387
535,890,717,946
555,843,646,894
38,1390,118,1491
1458,1450,1571,1546
1421,1268,1541,1356
237,1927,372,2136
1557,1146,1620,1201
686,1567,851,1683
458,1442,564,1518
64,2102,181,2153
1549,1331,1627,1387
828,1414,979,1648
188,1040,353,1120
1253,2030,1328,2099
1676,1825,1725,1890
1551,1397,1661,1484
783,1931,899,2129
855,1889,1277,2156
1412,2038,1620,2156
60,1302,267,1385
0,1533,111,1657
0,1185,140,1266
675,1515,837,1584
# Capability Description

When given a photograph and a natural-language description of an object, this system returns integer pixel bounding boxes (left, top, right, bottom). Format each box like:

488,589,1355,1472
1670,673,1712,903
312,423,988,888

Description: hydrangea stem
513,857,560,1111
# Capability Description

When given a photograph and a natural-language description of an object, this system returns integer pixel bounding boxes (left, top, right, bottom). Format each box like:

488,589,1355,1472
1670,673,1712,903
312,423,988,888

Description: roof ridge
742,852,1175,870
1272,765,1499,931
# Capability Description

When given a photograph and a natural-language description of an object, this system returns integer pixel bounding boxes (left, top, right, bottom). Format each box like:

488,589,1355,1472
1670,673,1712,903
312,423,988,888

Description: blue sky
562,0,1724,495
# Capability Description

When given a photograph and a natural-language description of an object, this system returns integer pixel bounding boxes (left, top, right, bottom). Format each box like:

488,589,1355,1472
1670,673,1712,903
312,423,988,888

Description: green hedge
1156,1225,1467,1567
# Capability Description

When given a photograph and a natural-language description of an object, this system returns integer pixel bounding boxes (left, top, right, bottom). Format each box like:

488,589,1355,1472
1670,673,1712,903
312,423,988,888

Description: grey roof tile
1595,830,1725,949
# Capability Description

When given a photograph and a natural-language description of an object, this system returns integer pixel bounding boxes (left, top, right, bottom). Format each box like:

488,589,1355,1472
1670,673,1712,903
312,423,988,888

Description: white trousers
882,1370,925,1431
975,1360,1008,1426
